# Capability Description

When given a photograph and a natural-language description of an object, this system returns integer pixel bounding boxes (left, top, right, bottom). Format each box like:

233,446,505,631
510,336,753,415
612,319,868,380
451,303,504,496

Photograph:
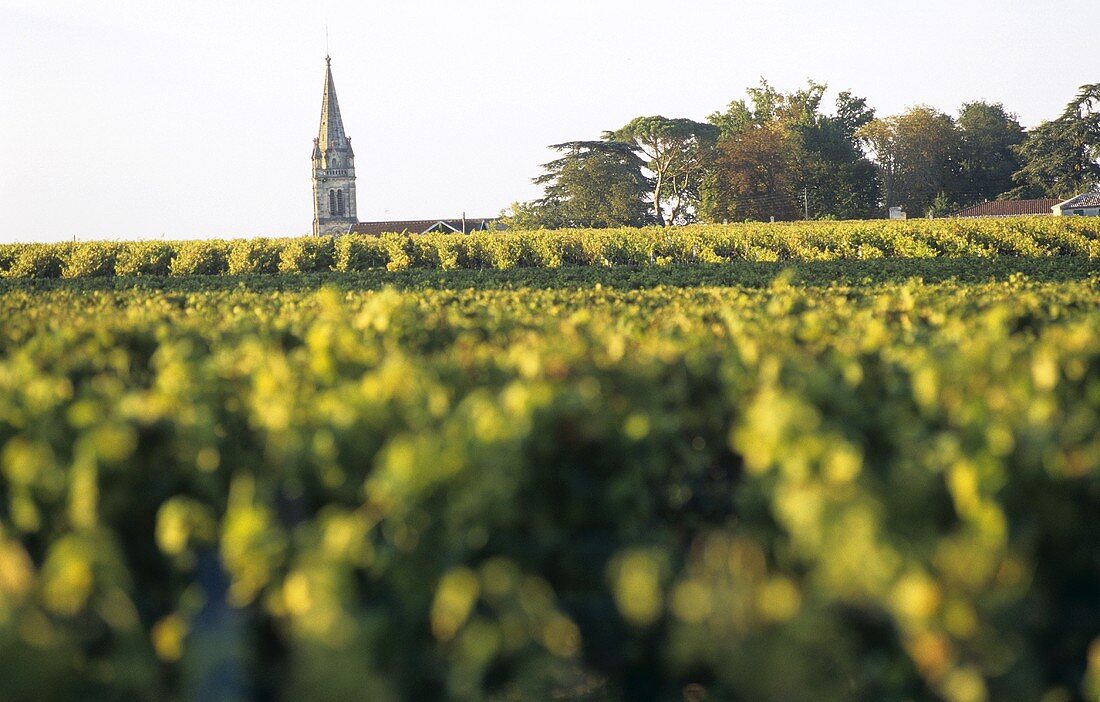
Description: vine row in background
2,218,1099,279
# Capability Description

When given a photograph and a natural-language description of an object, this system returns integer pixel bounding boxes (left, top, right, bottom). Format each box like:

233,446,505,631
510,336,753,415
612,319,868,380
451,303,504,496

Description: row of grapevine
0,277,1098,700
2,217,1098,279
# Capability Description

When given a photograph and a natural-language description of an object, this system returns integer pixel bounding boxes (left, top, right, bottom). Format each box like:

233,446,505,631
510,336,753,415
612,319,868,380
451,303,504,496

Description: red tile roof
953,199,1059,218
351,219,496,236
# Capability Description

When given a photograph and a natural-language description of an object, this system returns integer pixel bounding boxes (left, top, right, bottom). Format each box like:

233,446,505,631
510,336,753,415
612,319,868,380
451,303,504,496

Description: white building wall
1055,205,1100,217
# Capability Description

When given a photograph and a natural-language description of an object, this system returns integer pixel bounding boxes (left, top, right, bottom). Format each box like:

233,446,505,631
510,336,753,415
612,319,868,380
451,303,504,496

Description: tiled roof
351,219,496,236
953,199,1059,218
1056,190,1100,209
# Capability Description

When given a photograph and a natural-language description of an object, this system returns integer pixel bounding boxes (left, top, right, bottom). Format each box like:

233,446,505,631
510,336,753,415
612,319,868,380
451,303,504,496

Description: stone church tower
312,57,358,236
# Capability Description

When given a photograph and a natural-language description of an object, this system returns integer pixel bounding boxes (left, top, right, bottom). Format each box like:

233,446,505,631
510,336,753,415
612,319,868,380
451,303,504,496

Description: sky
0,0,1097,242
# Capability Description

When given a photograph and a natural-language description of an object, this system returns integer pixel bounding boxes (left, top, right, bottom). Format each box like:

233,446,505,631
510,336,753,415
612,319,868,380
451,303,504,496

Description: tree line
503,81,1100,227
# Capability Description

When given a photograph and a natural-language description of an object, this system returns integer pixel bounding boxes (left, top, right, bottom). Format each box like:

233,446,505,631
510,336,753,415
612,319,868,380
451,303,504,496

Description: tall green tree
501,141,653,230
955,102,1026,203
709,79,827,135
608,117,719,226
798,92,879,219
834,91,876,138
700,124,802,222
1012,83,1100,198
703,81,878,221
858,106,961,217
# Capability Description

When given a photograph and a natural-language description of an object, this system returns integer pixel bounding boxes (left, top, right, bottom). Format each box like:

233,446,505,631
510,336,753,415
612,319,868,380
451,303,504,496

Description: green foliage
511,80,1090,229
498,200,554,230
61,242,120,279
169,240,229,276
858,106,963,217
507,141,655,230
115,241,174,276
5,243,66,278
610,117,719,225
0,244,18,276
334,234,390,272
956,102,1026,204
0,266,1099,700
800,94,880,219
279,237,336,273
704,81,879,221
381,233,412,271
227,238,281,275
1011,84,1100,199
709,78,828,135
2,218,1098,282
701,124,801,222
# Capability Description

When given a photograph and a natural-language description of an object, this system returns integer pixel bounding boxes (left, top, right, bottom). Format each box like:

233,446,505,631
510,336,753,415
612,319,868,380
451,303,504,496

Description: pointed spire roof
317,56,351,154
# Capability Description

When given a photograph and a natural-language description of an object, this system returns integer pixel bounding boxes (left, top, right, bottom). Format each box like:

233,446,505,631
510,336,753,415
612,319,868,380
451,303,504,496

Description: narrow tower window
337,190,345,216
329,190,337,216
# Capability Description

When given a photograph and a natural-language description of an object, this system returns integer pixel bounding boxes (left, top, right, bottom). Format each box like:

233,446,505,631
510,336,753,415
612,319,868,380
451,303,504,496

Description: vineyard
1,217,1099,279
1,222,1099,701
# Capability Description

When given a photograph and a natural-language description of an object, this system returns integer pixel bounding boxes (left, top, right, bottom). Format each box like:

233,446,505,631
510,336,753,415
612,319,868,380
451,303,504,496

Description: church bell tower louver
312,56,358,236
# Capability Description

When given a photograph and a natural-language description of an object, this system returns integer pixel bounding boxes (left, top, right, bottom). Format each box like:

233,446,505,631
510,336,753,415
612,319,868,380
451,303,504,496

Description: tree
955,102,1026,203
501,141,653,230
608,117,719,226
834,91,876,138
700,124,802,222
709,79,827,136
704,81,877,220
858,106,961,217
498,200,561,231
1011,84,1100,198
856,118,901,212
798,92,879,219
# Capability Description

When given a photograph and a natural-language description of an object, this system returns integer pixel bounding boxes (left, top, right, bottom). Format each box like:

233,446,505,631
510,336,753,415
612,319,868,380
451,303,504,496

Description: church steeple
317,56,352,157
312,56,358,236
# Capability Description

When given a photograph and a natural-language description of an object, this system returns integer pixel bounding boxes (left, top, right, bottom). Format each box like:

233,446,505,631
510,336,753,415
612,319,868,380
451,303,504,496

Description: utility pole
802,188,810,220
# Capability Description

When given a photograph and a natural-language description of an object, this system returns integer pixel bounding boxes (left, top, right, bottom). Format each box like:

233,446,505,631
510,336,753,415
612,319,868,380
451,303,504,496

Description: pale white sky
1,0,1096,242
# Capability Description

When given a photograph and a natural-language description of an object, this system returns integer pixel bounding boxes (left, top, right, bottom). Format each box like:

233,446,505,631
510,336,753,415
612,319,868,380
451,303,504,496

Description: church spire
317,56,351,155
312,55,358,237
